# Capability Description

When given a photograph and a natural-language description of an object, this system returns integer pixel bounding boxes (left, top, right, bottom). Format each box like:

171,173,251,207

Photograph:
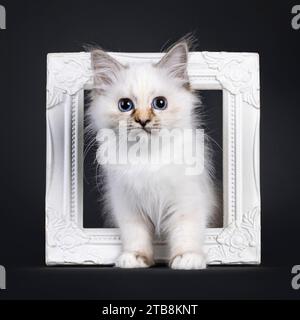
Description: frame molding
46,51,260,265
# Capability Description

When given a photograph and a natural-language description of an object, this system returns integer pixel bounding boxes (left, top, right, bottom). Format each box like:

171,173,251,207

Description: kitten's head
89,41,198,134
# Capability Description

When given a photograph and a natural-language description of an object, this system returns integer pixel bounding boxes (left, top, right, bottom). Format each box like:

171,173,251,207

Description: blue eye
118,98,134,112
152,96,167,110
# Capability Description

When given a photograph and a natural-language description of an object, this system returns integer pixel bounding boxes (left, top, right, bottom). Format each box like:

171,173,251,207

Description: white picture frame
46,51,261,265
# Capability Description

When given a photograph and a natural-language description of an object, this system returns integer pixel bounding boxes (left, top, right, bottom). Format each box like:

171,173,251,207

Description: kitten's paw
115,252,154,268
170,252,206,270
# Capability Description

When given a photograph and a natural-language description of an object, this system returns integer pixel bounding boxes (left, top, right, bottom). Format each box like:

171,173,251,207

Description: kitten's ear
91,49,125,91
156,41,189,85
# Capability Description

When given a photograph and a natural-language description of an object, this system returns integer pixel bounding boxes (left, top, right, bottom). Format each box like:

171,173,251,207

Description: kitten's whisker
205,134,223,152
84,136,97,159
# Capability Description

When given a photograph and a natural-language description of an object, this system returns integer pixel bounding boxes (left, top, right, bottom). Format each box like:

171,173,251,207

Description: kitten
88,40,216,269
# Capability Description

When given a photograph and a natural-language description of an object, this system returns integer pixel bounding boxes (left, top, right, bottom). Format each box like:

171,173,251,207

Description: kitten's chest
108,162,181,193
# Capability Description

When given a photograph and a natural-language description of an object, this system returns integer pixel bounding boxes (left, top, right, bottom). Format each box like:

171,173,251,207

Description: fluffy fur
88,40,216,269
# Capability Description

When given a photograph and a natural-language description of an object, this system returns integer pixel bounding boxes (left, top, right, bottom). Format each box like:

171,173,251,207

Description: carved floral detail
47,53,93,109
202,52,260,108
46,208,121,264
46,208,88,250
207,207,260,263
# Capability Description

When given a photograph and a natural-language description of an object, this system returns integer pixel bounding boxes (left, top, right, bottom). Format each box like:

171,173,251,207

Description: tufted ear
156,41,189,85
91,49,125,91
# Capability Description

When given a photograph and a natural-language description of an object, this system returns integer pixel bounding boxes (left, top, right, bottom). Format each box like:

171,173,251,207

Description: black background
0,0,300,300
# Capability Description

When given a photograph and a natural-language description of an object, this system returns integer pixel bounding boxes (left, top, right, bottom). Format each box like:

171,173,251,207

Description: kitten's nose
135,119,151,127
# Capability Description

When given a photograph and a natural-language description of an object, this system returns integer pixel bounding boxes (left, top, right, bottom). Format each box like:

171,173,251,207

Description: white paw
170,252,206,270
115,252,153,268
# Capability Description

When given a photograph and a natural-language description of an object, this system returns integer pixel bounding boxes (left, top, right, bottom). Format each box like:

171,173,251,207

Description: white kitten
88,40,216,269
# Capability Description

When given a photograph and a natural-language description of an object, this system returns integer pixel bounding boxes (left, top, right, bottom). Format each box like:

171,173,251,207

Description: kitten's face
90,42,197,133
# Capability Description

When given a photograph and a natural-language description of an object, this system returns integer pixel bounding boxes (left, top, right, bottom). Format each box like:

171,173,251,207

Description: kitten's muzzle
135,118,151,128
